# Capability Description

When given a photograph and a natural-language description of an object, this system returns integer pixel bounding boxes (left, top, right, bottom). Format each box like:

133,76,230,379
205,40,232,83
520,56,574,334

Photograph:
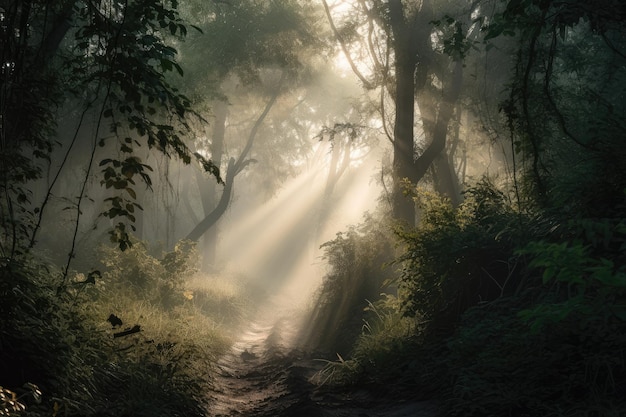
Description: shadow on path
207,302,438,417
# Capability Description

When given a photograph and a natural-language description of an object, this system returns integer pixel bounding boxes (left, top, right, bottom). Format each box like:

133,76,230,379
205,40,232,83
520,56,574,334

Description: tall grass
313,295,422,388
0,239,252,416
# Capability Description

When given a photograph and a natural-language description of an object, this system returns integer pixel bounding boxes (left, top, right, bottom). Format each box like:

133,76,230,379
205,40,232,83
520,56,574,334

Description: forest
1,0,625,416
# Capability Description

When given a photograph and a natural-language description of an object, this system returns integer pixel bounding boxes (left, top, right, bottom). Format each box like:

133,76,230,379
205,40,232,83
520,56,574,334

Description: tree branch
321,0,375,89
184,74,284,242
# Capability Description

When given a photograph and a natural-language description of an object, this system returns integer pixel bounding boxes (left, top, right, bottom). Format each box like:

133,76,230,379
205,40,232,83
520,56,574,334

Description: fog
29,33,499,356
219,144,382,302
4,0,624,414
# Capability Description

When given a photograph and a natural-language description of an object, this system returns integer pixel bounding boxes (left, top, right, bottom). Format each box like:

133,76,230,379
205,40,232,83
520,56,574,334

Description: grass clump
314,294,422,389
0,239,250,417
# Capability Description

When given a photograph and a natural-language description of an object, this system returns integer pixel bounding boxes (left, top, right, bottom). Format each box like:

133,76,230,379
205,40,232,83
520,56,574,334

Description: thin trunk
185,158,235,242
185,74,284,243
198,100,227,269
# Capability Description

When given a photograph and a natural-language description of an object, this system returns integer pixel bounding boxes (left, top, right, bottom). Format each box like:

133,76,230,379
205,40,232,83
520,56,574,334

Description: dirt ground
207,307,438,417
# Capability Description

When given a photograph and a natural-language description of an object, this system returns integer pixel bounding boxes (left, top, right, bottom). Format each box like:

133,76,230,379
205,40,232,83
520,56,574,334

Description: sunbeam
216,153,381,315
219,168,324,261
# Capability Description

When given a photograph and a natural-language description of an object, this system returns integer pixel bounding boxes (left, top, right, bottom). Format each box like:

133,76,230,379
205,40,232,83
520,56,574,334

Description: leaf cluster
517,218,626,332
98,238,199,309
396,178,526,330
68,0,221,250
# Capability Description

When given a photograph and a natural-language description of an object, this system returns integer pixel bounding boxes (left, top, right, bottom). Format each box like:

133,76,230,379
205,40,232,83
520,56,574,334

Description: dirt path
207,303,438,417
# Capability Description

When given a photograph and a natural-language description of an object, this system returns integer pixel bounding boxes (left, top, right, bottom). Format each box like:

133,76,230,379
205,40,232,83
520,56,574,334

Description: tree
0,1,219,267
183,71,285,242
488,0,626,215
169,0,322,267
322,0,479,225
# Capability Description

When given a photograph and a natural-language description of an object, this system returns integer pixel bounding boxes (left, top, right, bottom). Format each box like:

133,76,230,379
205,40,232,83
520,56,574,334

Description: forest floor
207,300,438,417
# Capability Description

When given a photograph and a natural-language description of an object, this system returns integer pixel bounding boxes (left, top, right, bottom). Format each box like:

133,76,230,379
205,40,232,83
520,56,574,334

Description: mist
4,0,624,415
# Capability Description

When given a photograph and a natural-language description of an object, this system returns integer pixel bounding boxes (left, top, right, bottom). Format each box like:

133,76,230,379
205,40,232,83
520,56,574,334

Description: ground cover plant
0,239,252,417
314,184,626,416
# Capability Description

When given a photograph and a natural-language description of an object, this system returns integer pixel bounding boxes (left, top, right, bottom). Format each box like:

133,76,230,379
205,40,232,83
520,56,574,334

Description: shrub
98,238,199,310
396,179,527,335
439,218,626,416
302,211,396,356
0,239,243,417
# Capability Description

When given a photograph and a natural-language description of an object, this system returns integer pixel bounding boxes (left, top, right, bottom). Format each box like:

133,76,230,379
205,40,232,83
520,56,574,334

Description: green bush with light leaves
396,179,526,334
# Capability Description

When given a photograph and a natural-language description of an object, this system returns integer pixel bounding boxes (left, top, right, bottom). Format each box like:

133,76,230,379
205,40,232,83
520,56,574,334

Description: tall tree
322,0,477,225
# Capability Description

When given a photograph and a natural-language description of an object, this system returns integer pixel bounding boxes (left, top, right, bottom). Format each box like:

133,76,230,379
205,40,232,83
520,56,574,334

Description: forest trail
207,299,438,417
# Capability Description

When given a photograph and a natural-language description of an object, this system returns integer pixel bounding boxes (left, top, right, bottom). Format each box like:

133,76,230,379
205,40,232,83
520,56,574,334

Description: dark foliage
396,179,529,337
301,212,396,357
0,241,226,417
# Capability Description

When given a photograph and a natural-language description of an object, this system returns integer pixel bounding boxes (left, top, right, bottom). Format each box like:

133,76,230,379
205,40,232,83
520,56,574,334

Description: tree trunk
184,73,284,243
197,100,228,270
389,0,419,225
185,158,235,242
430,60,464,205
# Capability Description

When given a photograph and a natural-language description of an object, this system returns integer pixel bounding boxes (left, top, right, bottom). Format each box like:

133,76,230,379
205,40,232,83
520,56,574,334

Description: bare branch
321,0,375,89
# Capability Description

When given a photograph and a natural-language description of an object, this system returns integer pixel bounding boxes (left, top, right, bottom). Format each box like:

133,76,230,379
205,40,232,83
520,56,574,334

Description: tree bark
389,0,419,225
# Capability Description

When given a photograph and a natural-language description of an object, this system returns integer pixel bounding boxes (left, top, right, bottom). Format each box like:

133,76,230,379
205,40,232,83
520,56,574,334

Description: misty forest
1,0,625,416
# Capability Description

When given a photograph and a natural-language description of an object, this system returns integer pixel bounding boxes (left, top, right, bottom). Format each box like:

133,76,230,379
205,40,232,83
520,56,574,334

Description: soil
207,303,438,417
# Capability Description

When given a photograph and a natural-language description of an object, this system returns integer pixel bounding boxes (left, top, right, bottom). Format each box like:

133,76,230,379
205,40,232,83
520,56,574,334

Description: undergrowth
313,294,422,388
312,179,626,416
0,239,250,417
301,211,396,357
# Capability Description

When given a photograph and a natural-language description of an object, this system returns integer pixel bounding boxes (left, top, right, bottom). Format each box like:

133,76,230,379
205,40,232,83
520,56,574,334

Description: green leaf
173,62,183,77
161,58,173,72
542,267,555,283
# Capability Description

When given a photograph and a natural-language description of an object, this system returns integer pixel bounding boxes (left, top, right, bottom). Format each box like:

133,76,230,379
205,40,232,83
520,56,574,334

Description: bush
98,239,199,310
443,295,626,416
0,238,246,417
301,211,396,356
396,179,527,335
437,218,626,416
311,179,532,396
